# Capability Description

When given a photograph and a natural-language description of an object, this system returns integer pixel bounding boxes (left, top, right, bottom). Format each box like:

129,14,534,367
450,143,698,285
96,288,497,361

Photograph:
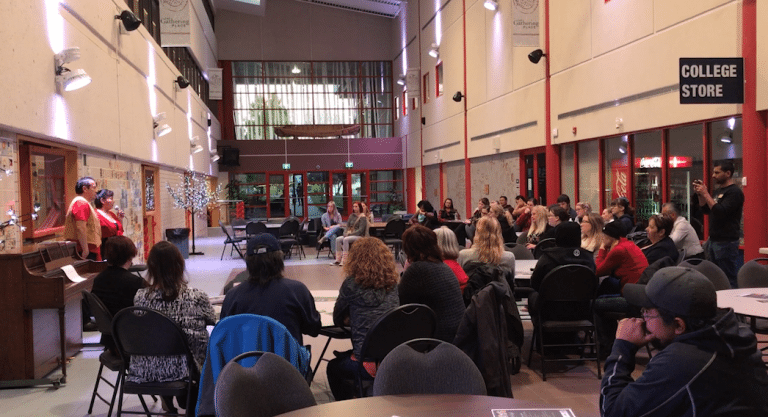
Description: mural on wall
470,152,521,207
0,137,21,254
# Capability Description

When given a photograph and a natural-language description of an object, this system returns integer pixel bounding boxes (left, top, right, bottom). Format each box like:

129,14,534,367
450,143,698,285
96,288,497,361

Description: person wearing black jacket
641,214,679,265
600,267,768,416
530,222,595,292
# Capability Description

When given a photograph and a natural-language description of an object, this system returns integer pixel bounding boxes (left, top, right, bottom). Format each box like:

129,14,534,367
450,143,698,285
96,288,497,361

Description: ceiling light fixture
153,112,172,137
428,44,439,59
54,47,91,92
115,10,141,32
528,49,546,64
484,0,499,11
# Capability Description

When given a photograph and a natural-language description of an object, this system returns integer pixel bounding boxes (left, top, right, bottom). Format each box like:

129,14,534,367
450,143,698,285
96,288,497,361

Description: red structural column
741,0,768,260
543,0,561,205
406,167,417,213
219,61,235,140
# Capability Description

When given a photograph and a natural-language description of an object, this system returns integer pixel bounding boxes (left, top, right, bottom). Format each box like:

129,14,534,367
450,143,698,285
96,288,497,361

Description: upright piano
0,242,107,387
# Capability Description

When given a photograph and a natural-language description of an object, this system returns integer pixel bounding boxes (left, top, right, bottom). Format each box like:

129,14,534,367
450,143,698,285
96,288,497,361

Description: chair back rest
82,291,114,335
219,220,234,239
232,218,247,227
382,219,406,238
680,259,731,290
538,264,598,321
533,238,556,259
112,307,192,358
278,219,300,237
214,351,316,417
359,304,437,363
737,258,768,288
453,224,468,247
308,218,322,235
676,248,686,265
246,221,268,236
372,338,486,396
509,243,534,260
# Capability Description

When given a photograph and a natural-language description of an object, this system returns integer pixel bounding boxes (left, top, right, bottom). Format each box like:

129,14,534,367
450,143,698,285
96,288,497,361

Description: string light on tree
166,171,223,255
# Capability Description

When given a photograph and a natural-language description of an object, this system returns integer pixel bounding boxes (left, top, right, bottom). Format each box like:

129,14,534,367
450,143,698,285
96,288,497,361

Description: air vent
296,0,404,18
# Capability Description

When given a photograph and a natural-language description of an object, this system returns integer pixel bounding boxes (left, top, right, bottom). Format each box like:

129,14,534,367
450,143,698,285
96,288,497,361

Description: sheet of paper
492,409,575,417
61,264,86,283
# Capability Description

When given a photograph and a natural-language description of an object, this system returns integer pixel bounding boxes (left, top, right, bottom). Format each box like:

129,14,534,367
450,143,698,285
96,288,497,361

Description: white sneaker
330,260,340,266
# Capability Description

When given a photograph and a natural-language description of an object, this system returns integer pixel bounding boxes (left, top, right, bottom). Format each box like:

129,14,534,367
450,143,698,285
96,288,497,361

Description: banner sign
160,0,191,47
406,68,420,100
208,68,223,100
513,0,539,47
679,58,743,104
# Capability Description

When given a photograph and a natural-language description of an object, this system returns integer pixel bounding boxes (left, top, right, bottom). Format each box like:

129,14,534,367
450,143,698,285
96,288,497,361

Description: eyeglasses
640,309,660,321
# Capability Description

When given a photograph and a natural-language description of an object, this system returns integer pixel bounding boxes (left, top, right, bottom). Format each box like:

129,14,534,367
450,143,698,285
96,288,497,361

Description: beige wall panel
444,160,467,217
654,0,733,31
552,3,740,141
467,81,545,157
757,0,768,111
421,19,465,131
215,10,264,60
188,0,218,72
406,130,423,168
260,0,313,60
591,0,653,57
465,4,488,107
413,165,423,202
550,0,591,75
424,165,441,202
484,3,514,99
116,68,153,161
422,113,465,163
406,1,421,42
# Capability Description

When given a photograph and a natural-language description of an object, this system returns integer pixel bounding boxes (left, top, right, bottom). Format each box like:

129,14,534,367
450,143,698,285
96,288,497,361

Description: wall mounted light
115,10,141,32
428,43,439,59
153,112,172,137
175,75,190,89
291,65,301,74
397,76,406,86
191,144,204,154
452,91,464,102
618,146,627,154
720,128,733,144
484,0,499,11
211,153,220,162
54,47,91,92
528,49,546,64
190,136,200,143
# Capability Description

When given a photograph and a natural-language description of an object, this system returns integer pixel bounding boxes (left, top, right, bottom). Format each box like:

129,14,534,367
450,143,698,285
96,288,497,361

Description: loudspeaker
221,148,240,166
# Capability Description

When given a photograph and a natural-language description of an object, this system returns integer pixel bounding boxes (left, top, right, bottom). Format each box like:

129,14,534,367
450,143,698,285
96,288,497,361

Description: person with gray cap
600,267,768,416
220,233,321,345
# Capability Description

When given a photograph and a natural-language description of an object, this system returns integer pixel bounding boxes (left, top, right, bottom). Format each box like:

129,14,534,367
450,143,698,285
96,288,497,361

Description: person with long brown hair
129,241,215,414
332,201,370,266
458,216,515,271
399,225,465,342
326,237,400,400
581,212,605,254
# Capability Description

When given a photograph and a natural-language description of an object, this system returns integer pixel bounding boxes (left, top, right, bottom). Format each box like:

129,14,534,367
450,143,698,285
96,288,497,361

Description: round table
717,288,768,319
275,394,556,417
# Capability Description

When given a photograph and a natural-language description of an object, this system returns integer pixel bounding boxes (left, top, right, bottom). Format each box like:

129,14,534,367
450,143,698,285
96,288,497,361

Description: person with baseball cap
600,267,768,416
219,233,321,345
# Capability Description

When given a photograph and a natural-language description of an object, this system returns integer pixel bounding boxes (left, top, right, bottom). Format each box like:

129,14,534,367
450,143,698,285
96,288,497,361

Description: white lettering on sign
681,84,723,98
681,64,739,78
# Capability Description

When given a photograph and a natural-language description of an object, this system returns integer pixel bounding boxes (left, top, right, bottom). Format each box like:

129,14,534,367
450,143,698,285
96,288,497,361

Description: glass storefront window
708,117,744,243
578,140,600,211
288,173,304,218
668,124,705,234
269,174,286,217
560,144,575,202
633,131,662,225
604,135,629,206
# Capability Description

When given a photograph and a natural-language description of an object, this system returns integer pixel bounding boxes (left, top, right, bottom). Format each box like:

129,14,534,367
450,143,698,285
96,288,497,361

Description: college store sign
679,58,743,104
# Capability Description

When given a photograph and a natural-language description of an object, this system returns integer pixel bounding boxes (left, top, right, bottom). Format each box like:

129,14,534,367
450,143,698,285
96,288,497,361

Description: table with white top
716,288,768,319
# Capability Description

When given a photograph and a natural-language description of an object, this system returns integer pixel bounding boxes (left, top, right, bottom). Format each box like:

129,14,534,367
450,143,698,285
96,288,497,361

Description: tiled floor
1,236,642,417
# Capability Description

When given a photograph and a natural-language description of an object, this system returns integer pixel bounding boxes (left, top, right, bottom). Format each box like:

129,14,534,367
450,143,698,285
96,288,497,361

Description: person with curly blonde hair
458,216,515,271
526,205,552,249
327,237,399,400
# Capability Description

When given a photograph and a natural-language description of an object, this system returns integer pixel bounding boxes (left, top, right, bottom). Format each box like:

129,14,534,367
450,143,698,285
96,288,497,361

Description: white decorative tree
166,171,222,255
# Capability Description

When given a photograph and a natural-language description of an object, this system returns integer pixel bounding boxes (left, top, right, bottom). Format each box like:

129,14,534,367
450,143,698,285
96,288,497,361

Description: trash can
165,228,190,259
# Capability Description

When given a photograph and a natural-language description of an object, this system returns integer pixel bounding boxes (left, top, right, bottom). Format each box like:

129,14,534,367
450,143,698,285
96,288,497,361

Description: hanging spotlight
153,112,172,137
191,144,204,154
428,43,439,59
115,10,141,32
175,75,190,89
528,49,546,64
484,0,499,11
54,47,91,92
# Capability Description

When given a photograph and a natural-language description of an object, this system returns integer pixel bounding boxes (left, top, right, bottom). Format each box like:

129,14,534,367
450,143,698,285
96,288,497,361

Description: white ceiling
212,0,404,18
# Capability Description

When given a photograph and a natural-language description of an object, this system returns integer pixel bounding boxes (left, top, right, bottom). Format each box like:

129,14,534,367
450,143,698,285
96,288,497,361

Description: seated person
525,205,551,250
490,202,514,241
601,267,768,416
661,202,705,259
90,236,147,353
538,205,569,242
130,242,215,414
641,214,679,265
580,213,604,255
595,222,649,296
439,198,461,221
530,222,595,292
511,195,528,221
458,216,515,272
435,226,469,292
220,234,321,345
399,225,465,343
611,197,636,236
410,200,440,229
556,194,578,221
332,201,371,266
317,201,344,254
326,237,400,401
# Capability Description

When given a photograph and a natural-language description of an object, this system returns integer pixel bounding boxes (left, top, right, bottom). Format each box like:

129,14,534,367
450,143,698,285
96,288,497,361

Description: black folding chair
82,291,125,417
112,307,196,416
219,221,246,260
278,218,303,259
356,304,437,397
245,221,268,238
378,218,406,265
533,238,556,259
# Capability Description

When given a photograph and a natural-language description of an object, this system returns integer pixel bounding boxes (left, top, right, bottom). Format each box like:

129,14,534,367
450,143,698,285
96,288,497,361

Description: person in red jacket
595,221,649,296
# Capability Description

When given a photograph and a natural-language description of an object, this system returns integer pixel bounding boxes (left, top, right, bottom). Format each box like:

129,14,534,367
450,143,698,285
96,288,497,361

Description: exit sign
282,163,290,170
345,162,354,168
